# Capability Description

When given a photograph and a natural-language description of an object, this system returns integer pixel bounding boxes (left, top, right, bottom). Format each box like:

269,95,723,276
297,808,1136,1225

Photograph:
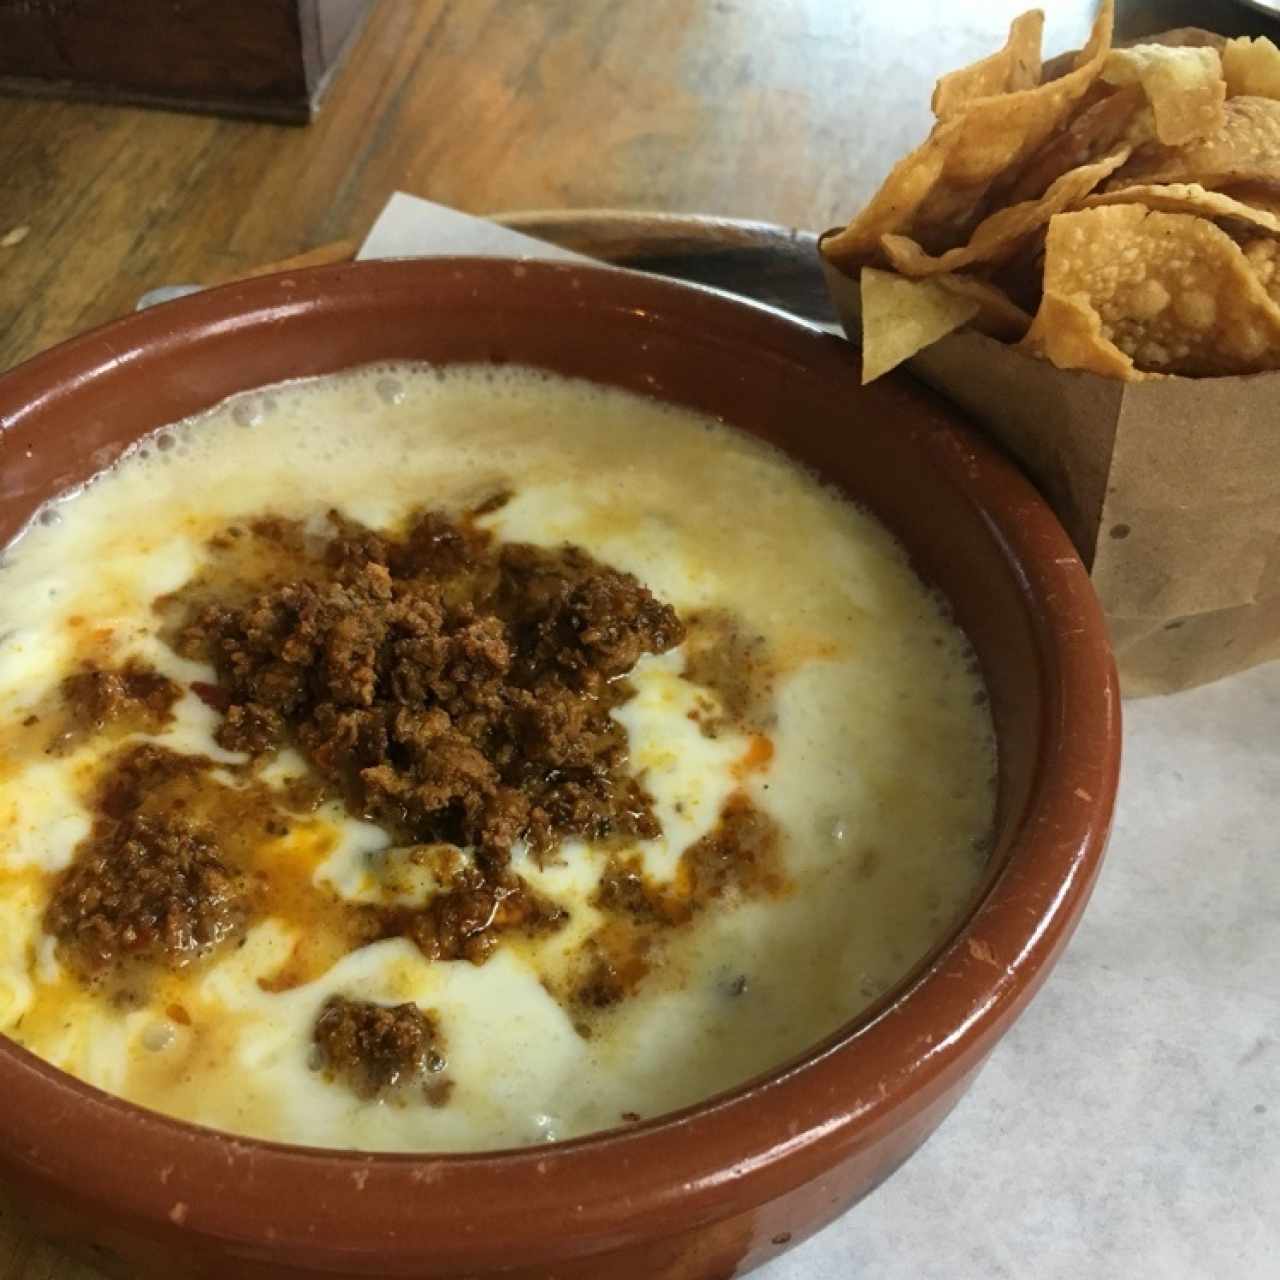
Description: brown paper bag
822,258,1280,696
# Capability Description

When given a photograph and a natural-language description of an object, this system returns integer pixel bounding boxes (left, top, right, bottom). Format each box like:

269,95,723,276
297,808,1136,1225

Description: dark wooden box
0,0,375,123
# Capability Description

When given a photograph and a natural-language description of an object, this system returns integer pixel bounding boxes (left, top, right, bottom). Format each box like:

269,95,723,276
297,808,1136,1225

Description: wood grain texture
0,0,1097,375
1,1,1280,1276
0,0,309,101
4,0,1275,373
0,1198,102,1280
218,235,359,282
0,0,374,124
2,0,1277,374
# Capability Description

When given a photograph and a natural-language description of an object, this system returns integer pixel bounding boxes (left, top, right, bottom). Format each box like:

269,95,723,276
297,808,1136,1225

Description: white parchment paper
359,194,589,265
359,194,1280,1280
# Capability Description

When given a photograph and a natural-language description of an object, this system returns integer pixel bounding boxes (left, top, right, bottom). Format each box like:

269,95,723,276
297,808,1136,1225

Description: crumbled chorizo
45,816,251,979
43,503,788,1030
178,510,684,861
312,995,444,1100
50,659,181,753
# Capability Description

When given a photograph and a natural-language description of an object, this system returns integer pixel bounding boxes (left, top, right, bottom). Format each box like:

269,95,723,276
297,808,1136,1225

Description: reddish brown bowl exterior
0,259,1120,1280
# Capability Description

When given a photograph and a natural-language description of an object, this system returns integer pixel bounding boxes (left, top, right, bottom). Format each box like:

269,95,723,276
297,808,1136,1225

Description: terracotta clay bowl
0,258,1120,1280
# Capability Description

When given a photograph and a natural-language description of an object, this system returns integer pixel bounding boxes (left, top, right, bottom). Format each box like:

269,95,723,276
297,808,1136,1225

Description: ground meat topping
312,994,445,1100
48,659,181,754
30,502,792,1094
396,856,569,965
48,735,571,994
570,796,785,1013
45,814,252,980
174,510,684,862
680,609,776,736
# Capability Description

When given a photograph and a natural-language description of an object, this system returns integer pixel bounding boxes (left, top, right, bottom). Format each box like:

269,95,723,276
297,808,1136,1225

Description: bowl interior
0,257,1118,1261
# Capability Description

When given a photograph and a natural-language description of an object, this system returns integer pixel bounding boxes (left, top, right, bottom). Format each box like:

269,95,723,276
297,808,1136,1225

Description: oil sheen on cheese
0,363,996,1152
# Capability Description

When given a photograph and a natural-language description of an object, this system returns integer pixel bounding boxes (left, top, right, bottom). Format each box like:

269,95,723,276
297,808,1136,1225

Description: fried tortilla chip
932,10,1044,118
1021,291,1137,378
823,0,1114,266
1001,84,1150,204
1022,205,1280,377
882,147,1131,277
823,116,963,267
1222,36,1280,100
1242,238,1280,304
1023,31,1219,197
1108,96,1280,190
1040,26,1224,84
859,268,979,384
1219,182,1280,218
1080,182,1280,237
1101,44,1225,146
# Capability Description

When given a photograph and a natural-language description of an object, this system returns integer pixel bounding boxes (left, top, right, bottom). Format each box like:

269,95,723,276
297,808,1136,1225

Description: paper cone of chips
821,2,1280,694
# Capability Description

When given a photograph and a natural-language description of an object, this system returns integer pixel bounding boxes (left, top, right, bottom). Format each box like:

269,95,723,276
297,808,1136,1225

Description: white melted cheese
0,363,996,1152
612,650,749,881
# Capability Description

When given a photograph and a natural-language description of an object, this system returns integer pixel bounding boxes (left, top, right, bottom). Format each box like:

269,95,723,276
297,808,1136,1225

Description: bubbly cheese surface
0,363,996,1151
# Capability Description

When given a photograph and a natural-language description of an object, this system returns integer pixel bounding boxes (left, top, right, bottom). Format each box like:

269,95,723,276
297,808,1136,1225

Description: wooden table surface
1,0,1279,1275
3,0,1278,377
